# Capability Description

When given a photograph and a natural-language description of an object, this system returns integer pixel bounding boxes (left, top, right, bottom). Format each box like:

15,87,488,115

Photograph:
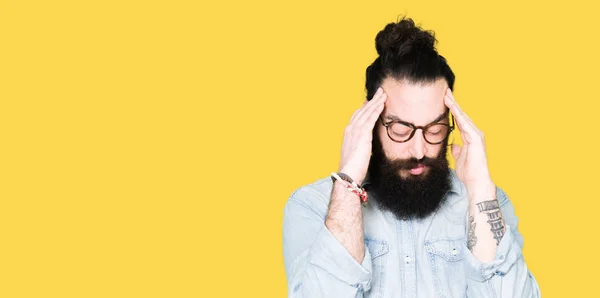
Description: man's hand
444,89,495,196
326,87,386,263
338,87,387,185
445,89,507,259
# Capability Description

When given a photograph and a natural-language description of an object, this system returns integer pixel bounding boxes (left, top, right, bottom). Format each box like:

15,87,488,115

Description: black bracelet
331,172,361,187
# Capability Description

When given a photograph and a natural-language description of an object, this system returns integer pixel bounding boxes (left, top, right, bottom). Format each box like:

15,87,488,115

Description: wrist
337,168,364,185
465,180,496,202
331,172,369,204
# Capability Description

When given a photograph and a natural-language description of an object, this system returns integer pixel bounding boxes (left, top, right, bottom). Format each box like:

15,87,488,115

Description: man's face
378,78,450,178
367,77,452,220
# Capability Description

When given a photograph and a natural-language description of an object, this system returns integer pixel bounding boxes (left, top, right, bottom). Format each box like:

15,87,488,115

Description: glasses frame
379,113,455,145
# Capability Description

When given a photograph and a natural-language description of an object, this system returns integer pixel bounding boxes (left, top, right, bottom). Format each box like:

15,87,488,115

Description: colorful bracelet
330,172,368,204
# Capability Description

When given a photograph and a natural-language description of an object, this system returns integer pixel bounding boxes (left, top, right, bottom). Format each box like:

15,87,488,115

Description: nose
409,129,428,160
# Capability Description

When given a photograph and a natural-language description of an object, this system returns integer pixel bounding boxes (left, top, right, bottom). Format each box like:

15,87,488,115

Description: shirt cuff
463,225,523,282
308,224,373,291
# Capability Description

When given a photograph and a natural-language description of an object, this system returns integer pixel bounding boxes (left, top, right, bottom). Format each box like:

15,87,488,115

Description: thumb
451,144,462,160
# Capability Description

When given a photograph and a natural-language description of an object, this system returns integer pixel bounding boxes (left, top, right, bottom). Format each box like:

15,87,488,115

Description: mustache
385,156,441,170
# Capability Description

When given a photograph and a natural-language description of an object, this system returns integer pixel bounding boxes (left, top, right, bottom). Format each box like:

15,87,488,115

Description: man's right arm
325,181,365,262
283,184,373,298
283,88,388,297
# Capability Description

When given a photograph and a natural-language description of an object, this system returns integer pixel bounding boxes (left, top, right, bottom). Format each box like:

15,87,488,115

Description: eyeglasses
379,114,455,144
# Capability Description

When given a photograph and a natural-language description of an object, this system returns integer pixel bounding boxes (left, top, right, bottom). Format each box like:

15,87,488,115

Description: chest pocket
364,237,389,298
425,238,467,298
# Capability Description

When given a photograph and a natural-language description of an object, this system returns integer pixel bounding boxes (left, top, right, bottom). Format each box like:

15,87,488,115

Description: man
282,17,540,297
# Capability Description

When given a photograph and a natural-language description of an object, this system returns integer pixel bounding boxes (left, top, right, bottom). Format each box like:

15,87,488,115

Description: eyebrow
384,111,448,126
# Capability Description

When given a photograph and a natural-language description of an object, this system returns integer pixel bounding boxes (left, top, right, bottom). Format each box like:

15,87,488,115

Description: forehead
381,78,448,125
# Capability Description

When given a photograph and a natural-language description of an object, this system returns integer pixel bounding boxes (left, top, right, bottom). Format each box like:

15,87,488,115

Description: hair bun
375,18,437,59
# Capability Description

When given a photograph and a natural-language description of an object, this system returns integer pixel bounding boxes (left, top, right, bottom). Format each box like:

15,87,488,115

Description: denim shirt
282,170,540,297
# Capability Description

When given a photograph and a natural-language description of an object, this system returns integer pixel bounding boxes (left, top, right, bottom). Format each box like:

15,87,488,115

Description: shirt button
426,246,434,253
451,248,458,255
405,256,411,263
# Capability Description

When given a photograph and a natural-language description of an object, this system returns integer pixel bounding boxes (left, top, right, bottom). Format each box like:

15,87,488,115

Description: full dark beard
366,130,452,220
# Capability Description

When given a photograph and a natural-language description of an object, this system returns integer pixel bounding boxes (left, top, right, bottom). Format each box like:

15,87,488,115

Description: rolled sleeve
463,225,521,282
283,183,374,297
309,223,373,291
462,186,541,297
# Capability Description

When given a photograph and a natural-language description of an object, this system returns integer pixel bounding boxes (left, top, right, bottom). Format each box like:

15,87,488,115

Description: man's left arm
444,89,540,297
464,185,541,297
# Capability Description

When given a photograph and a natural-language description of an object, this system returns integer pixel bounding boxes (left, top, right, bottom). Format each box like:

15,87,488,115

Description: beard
366,129,452,220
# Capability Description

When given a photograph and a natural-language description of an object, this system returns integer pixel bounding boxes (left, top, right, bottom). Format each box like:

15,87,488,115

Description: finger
350,108,361,123
459,139,468,161
446,89,480,130
444,89,468,125
356,92,386,126
362,93,387,129
454,117,474,146
444,90,480,139
447,104,468,145
353,87,384,123
350,100,368,122
451,144,462,161
457,123,468,145
354,89,385,124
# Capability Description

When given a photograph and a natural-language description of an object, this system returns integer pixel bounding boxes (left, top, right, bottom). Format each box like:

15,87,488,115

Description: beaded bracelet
330,172,368,204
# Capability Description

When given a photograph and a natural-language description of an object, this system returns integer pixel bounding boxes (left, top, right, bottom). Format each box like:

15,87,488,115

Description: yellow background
1,0,598,297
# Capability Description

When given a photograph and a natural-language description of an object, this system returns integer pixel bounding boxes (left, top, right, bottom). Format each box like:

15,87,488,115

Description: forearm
325,181,365,263
463,186,540,297
466,181,506,263
284,194,372,298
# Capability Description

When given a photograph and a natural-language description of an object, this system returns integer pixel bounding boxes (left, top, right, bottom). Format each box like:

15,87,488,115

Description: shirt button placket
400,219,417,298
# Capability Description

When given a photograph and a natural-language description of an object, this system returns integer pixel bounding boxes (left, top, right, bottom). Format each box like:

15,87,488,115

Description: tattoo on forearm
467,216,477,250
476,200,499,212
476,200,505,245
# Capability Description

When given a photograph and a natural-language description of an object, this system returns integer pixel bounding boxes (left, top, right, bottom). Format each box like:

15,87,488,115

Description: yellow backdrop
2,0,598,297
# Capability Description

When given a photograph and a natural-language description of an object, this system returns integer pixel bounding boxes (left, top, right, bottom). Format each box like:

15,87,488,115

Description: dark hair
365,17,455,100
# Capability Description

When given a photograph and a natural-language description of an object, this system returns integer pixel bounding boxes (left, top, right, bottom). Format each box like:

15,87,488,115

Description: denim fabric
283,170,540,297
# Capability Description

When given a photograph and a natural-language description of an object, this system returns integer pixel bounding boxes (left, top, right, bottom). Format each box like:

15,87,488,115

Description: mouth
408,164,426,175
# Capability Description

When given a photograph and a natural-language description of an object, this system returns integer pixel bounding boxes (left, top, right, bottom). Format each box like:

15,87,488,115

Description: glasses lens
424,124,450,144
388,123,413,142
